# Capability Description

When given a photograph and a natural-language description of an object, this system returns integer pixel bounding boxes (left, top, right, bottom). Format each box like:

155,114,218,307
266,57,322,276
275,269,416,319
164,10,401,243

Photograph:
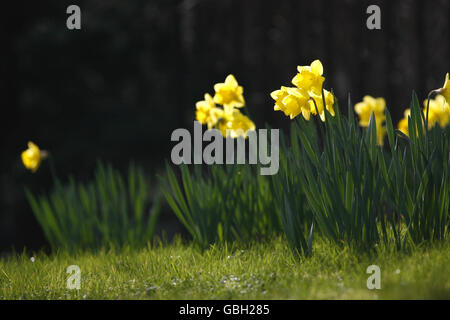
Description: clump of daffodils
397,94,450,136
21,141,47,172
195,74,255,138
354,96,387,146
270,60,335,121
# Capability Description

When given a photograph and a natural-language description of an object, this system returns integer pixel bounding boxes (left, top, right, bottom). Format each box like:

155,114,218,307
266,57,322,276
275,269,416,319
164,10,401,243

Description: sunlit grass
1,237,448,300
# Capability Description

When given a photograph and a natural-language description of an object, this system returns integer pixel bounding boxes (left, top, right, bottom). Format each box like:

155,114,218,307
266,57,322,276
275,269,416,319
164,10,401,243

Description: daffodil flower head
21,141,45,172
196,93,215,123
354,96,386,128
213,74,245,111
354,95,387,146
271,86,310,120
424,95,450,129
195,93,226,129
292,60,325,95
271,87,289,113
308,89,335,122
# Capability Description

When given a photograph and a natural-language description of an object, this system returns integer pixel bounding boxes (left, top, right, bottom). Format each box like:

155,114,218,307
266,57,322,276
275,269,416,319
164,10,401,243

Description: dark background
1,0,449,254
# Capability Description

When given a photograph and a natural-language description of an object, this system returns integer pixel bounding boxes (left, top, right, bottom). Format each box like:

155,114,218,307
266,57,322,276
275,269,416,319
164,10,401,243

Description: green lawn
0,237,449,300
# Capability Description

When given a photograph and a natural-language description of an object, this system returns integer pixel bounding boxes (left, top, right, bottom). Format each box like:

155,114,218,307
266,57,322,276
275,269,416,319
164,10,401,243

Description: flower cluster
270,60,335,121
195,74,255,138
354,96,387,146
397,74,450,136
398,95,450,136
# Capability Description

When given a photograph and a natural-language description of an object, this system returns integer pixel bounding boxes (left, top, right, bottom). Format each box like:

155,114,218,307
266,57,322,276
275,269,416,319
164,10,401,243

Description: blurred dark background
1,0,449,254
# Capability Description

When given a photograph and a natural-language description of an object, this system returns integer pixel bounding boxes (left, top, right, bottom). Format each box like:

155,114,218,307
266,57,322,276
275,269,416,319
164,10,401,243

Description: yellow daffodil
196,93,215,123
196,74,255,138
21,141,46,172
195,93,225,129
354,96,386,127
424,94,450,129
271,86,310,120
291,60,325,95
271,86,289,113
309,89,335,122
213,74,245,112
272,59,336,122
218,109,255,138
397,109,410,136
438,73,450,104
399,95,450,137
354,95,387,146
